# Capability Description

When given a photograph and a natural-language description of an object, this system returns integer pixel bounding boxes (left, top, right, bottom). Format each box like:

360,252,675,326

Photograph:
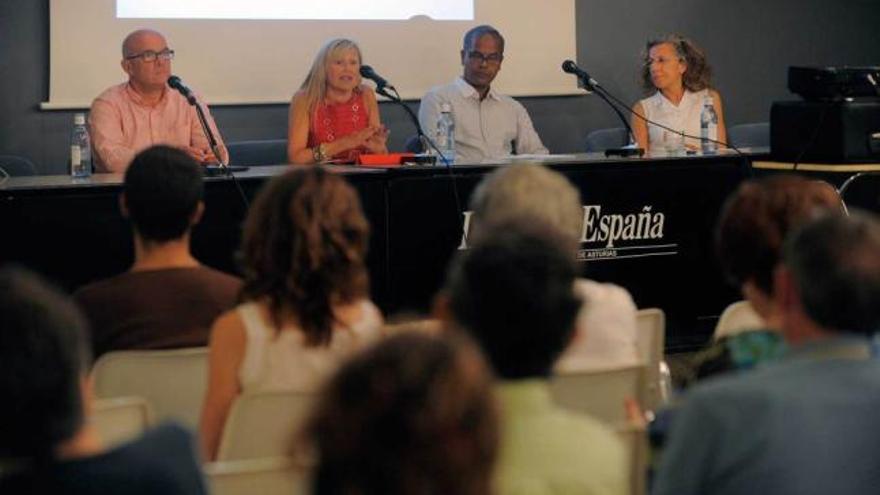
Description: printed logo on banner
458,205,677,261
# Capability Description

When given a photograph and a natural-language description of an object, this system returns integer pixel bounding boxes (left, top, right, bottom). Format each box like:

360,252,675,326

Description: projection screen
45,0,578,108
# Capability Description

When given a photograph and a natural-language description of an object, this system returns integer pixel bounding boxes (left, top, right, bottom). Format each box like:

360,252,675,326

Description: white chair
205,457,310,495
635,308,666,410
92,347,209,429
615,423,648,495
714,300,765,340
550,364,648,427
92,396,153,448
216,391,317,461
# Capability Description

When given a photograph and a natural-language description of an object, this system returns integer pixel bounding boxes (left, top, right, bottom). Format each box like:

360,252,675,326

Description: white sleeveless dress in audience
236,300,383,393
640,88,709,151
556,279,640,371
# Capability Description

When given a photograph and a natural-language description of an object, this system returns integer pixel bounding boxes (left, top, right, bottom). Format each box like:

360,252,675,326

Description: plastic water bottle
70,113,92,178
434,103,456,165
700,95,718,154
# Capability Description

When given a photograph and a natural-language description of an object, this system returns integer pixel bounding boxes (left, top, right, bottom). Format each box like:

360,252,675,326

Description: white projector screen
45,0,578,109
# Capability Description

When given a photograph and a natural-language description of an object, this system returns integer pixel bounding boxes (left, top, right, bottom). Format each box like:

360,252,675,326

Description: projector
788,66,880,101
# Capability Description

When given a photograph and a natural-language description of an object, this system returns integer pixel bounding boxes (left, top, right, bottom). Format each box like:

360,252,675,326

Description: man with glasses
89,29,227,172
418,25,548,164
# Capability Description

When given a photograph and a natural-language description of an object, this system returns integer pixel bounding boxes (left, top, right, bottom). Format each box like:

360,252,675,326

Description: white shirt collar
454,76,501,101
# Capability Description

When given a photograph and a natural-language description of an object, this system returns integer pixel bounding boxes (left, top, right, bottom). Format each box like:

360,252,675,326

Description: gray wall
1,0,878,175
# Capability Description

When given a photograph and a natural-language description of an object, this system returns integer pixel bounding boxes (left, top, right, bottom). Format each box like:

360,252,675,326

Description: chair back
615,423,648,495
839,171,880,212
205,457,310,495
216,391,317,461
585,127,628,152
93,396,153,448
635,308,666,409
403,134,423,153
92,347,209,429
0,155,37,176
226,139,288,166
714,300,765,340
728,122,770,148
550,364,648,426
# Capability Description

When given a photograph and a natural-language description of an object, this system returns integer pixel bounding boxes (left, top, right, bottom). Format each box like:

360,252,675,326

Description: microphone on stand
359,65,395,93
166,75,248,174
561,60,643,157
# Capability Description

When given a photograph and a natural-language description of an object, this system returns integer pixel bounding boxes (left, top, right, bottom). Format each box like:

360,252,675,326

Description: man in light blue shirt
418,25,548,164
654,212,880,495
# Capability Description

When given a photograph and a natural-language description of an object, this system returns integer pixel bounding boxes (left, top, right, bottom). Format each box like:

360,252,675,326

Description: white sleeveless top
640,89,709,150
237,300,383,393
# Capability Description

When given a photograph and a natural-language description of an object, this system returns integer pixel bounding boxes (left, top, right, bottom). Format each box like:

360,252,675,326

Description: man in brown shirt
74,145,241,358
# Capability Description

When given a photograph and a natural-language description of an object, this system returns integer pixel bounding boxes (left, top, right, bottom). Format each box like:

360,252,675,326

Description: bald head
122,29,166,58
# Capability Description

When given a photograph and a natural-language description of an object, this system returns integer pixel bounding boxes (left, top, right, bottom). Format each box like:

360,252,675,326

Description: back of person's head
782,211,880,337
0,266,91,459
306,332,498,495
240,167,370,345
123,145,204,242
468,164,582,250
445,222,581,379
716,175,844,295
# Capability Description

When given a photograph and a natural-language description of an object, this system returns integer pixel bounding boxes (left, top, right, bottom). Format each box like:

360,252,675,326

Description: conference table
1,151,762,350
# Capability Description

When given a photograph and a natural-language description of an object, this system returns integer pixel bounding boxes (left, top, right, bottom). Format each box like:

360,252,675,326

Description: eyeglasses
125,49,175,63
466,51,503,65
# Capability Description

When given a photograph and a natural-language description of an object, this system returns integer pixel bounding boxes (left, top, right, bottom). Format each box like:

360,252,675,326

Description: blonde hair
298,38,363,117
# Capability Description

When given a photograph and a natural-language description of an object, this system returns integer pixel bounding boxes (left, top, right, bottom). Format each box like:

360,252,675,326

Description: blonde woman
287,38,388,164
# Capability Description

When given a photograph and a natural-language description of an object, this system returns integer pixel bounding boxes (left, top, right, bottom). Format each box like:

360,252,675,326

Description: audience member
418,25,548,163
0,266,206,494
305,332,498,495
467,163,639,370
654,211,880,495
199,167,383,460
89,29,227,172
287,38,388,164
631,34,726,152
689,175,844,382
441,224,628,494
74,145,241,359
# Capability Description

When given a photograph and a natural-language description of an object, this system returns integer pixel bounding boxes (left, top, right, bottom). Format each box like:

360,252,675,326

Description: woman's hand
364,125,389,154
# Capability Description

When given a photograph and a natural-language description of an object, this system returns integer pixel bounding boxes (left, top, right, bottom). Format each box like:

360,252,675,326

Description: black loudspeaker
771,100,880,163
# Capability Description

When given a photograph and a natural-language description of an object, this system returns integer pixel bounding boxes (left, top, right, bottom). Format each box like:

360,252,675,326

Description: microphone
167,75,196,104
561,60,599,89
359,65,395,91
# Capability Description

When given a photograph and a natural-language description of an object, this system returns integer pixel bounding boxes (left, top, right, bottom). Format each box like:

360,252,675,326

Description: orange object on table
356,153,414,167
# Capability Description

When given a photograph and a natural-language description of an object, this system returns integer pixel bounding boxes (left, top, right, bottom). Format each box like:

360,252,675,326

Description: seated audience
440,223,628,494
305,332,498,495
467,163,639,370
74,146,241,359
199,167,383,460
0,267,206,494
287,38,388,164
418,25,548,163
90,29,227,172
654,211,880,495
631,34,727,152
689,175,844,382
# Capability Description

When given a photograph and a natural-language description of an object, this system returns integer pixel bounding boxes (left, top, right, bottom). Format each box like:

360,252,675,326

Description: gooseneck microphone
359,65,395,91
167,75,197,105
561,60,599,90
562,60,641,156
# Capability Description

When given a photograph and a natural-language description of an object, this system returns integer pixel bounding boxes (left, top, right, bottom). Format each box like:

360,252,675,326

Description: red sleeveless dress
308,89,370,163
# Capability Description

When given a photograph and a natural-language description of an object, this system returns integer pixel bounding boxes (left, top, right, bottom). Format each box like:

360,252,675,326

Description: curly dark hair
716,175,844,295
239,167,370,346
306,332,499,495
641,34,713,94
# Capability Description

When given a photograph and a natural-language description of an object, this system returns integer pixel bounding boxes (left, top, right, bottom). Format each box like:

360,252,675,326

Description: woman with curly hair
199,167,383,460
630,34,727,152
304,332,499,495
